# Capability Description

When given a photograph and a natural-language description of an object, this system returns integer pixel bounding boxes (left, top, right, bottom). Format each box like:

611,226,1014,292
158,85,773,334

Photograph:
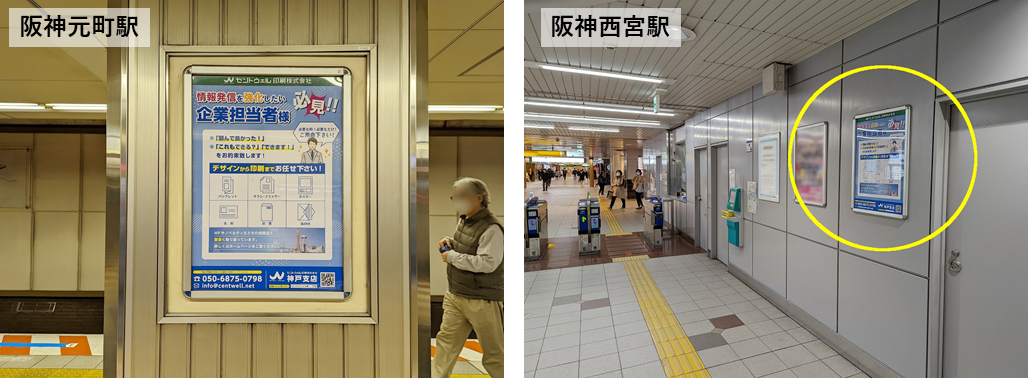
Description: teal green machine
721,188,742,247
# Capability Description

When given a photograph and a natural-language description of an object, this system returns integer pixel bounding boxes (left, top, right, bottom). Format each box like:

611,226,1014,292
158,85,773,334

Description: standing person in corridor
633,169,646,209
433,178,504,378
609,170,626,209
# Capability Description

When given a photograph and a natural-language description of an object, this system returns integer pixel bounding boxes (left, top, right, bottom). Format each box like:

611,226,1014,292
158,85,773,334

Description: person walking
433,178,504,378
598,170,608,195
563,169,568,180
609,170,626,209
633,169,646,209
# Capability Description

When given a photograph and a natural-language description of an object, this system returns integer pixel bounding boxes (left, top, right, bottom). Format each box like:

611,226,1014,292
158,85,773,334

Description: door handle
948,250,962,274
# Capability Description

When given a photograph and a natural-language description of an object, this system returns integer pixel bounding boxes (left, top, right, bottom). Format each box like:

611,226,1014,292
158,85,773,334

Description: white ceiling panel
524,0,916,127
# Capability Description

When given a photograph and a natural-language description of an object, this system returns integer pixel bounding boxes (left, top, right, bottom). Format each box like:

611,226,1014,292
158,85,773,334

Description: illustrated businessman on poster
301,137,324,163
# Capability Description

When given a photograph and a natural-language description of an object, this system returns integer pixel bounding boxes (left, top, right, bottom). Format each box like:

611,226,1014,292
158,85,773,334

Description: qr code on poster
320,272,336,288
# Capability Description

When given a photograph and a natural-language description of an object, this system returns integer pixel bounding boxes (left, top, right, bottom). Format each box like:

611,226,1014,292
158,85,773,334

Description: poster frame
792,122,828,207
182,65,354,300
850,105,911,219
757,132,780,203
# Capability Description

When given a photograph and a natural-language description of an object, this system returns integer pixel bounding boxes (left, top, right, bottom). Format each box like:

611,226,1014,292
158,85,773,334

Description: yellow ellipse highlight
789,64,977,252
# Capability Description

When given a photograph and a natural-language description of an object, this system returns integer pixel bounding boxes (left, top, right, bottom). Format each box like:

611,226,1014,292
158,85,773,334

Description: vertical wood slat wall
164,0,362,46
155,1,381,377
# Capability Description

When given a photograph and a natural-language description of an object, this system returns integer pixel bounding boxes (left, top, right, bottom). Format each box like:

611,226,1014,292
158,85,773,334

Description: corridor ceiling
523,0,918,134
0,0,504,123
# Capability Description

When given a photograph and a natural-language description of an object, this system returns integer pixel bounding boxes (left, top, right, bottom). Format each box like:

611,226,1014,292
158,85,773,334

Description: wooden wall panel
224,0,253,45
316,0,345,45
164,0,192,45
285,0,313,45
191,324,222,378
346,0,374,44
256,0,284,45
222,324,253,378
160,324,191,378
194,0,223,45
313,324,345,378
253,324,284,378
284,324,314,377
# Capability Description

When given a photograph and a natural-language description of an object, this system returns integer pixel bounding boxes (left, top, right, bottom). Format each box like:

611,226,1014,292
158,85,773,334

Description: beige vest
448,209,504,301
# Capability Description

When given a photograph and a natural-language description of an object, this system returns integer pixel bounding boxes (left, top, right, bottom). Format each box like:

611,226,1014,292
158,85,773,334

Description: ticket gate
578,198,601,255
524,197,548,260
643,197,664,249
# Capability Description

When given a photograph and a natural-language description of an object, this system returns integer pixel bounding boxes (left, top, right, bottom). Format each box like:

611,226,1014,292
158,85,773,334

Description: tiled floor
524,254,870,378
0,334,102,372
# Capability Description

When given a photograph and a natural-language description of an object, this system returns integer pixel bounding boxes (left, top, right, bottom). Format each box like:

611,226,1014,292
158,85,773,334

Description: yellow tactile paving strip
599,198,632,236
612,255,650,262
622,260,711,378
0,369,102,378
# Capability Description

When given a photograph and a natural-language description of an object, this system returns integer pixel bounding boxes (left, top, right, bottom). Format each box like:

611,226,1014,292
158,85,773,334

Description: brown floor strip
525,232,705,272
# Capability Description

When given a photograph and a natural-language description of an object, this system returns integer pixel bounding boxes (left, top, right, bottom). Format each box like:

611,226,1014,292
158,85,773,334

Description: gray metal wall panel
752,222,787,297
786,67,842,249
693,119,709,148
729,87,753,111
838,253,928,378
938,0,1028,92
839,28,937,277
728,104,754,221
709,112,729,144
710,101,728,120
752,83,764,101
788,42,842,86
940,0,992,21
843,0,938,62
785,234,838,330
751,89,788,230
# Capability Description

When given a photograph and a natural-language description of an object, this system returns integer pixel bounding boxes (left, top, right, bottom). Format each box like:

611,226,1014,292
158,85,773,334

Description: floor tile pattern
525,254,871,378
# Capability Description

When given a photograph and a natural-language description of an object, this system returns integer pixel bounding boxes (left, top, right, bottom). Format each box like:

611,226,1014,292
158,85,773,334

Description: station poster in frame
182,66,353,300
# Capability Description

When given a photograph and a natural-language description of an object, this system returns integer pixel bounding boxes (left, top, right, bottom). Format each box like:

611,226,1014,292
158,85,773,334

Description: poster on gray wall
793,122,828,207
757,133,780,202
851,106,911,219
0,148,31,209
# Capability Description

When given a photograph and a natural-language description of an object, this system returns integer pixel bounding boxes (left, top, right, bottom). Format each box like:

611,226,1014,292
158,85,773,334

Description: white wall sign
757,133,780,202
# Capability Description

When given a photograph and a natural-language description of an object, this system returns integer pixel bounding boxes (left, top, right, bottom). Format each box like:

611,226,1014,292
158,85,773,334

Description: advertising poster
758,133,780,202
852,106,910,219
0,148,30,209
793,122,827,207
186,67,351,299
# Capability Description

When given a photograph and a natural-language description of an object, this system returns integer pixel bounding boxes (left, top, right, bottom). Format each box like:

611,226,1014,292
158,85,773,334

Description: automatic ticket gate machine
721,188,743,247
578,197,601,255
643,197,664,249
525,196,548,260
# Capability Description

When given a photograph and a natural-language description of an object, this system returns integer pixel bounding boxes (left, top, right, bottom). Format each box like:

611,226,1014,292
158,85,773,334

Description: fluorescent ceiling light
524,100,675,117
525,61,674,85
428,105,502,113
47,103,107,112
568,126,619,133
0,103,45,110
525,113,663,128
524,124,555,129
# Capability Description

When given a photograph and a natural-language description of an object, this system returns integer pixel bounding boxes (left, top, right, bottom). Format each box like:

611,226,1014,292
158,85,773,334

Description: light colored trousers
432,291,504,378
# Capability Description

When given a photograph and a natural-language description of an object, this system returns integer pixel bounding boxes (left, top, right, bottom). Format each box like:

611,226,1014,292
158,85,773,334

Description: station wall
0,132,105,292
428,135,504,296
669,1,1026,376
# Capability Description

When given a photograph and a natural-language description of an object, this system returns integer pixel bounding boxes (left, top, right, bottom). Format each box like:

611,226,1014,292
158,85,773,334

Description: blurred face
636,170,642,175
450,185,483,215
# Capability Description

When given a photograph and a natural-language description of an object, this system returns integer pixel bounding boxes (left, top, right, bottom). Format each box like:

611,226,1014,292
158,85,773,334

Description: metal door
714,145,729,264
943,90,1028,377
696,148,708,251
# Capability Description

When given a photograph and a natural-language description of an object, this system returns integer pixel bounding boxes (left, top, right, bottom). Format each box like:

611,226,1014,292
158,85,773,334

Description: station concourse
523,0,1028,377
